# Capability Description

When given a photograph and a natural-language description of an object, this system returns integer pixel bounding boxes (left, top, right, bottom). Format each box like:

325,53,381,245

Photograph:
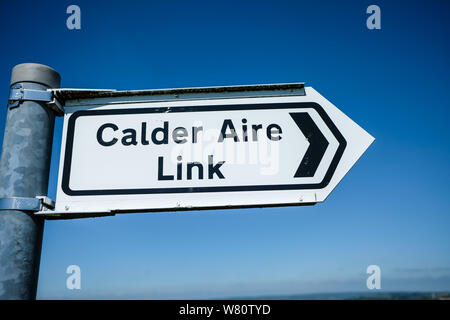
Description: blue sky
0,0,449,299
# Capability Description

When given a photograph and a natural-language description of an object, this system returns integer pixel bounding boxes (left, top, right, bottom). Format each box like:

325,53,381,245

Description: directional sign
54,86,374,215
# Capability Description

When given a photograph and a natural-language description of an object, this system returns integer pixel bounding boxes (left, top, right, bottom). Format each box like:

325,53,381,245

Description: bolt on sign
53,84,374,216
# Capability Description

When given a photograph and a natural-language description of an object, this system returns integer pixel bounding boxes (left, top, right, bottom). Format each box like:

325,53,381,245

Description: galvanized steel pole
0,63,60,299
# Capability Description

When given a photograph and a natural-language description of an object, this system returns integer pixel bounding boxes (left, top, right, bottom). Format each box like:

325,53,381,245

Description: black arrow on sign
290,112,329,178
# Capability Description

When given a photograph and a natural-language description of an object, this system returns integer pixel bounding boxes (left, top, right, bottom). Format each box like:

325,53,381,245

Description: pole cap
10,63,61,88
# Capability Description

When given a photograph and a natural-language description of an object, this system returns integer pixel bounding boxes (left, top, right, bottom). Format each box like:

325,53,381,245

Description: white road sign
54,86,374,214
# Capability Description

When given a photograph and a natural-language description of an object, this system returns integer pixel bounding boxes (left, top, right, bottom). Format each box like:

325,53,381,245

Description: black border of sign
62,102,347,196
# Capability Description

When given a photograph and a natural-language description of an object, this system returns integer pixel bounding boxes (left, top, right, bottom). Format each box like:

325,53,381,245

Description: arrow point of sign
304,87,376,202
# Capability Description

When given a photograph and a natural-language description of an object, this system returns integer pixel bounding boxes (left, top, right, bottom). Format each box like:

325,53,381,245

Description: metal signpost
0,63,374,299
0,64,60,299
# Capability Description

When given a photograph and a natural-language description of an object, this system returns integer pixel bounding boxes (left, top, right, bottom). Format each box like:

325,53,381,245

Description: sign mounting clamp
8,83,64,115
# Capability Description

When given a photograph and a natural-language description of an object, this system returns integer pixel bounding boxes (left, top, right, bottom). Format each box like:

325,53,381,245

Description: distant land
224,292,450,300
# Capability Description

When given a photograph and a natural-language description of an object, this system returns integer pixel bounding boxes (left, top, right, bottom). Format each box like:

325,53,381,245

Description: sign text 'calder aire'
96,118,283,181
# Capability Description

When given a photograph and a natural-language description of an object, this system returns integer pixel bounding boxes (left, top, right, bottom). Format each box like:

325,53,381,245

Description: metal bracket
8,84,64,115
0,196,55,212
